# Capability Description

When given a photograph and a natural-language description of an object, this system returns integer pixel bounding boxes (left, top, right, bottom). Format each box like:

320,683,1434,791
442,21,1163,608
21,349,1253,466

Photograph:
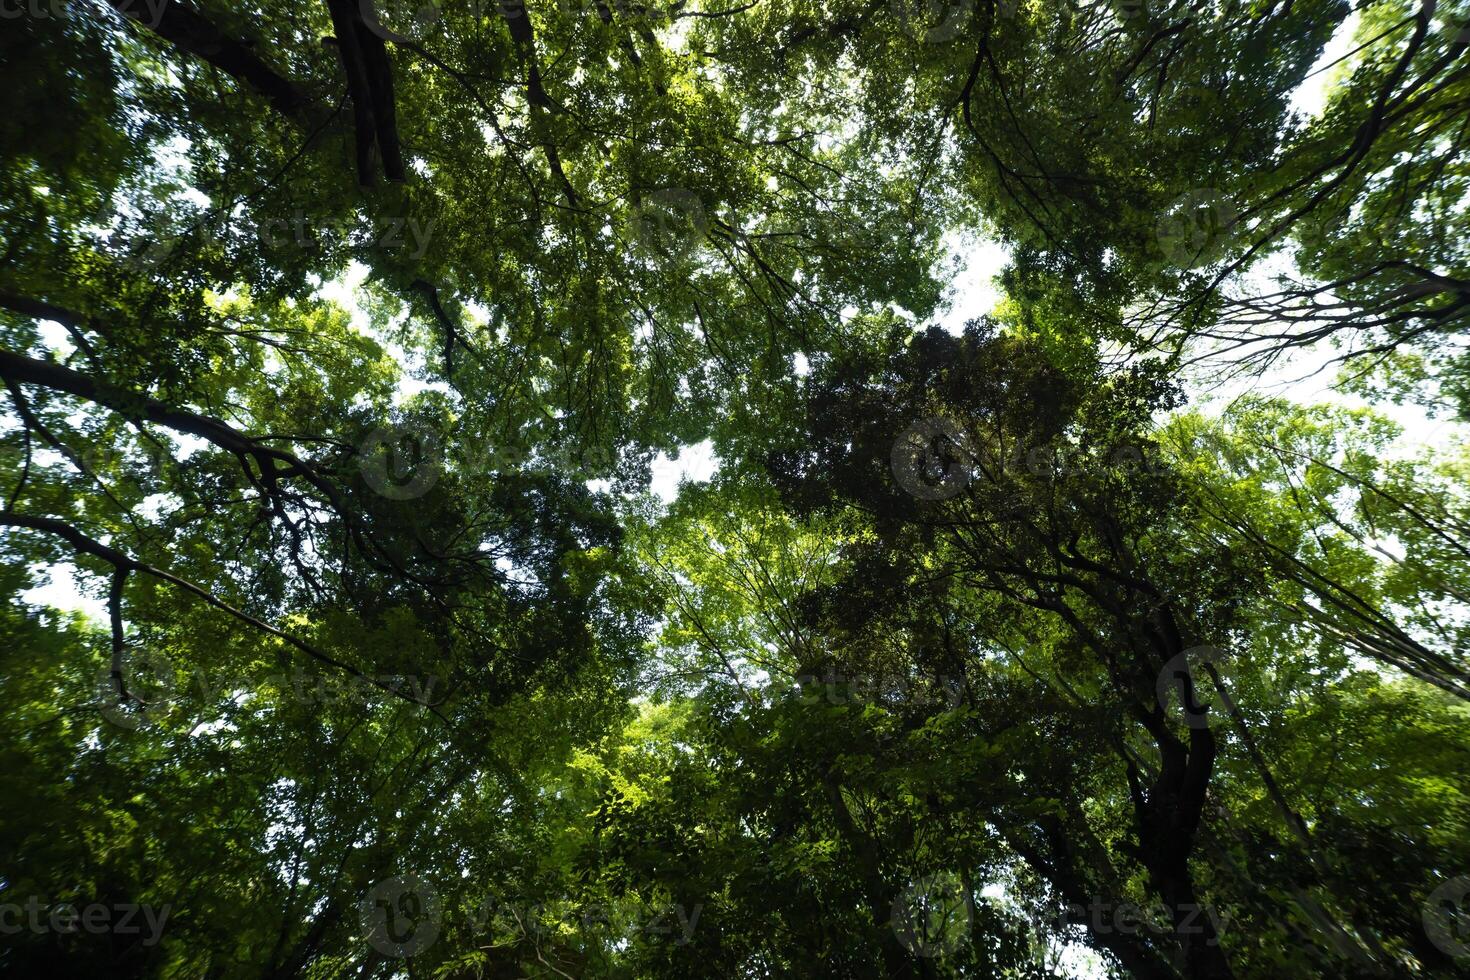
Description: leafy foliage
3,1,1469,978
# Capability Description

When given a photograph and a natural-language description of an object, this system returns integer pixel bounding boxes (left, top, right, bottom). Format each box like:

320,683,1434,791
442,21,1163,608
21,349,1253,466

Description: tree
4,0,1470,977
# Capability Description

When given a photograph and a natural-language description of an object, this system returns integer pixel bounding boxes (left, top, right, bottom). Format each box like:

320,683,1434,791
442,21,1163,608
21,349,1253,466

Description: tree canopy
2,0,1469,977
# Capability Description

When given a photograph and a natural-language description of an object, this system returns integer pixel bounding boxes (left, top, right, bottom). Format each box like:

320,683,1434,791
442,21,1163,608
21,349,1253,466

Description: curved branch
0,511,444,714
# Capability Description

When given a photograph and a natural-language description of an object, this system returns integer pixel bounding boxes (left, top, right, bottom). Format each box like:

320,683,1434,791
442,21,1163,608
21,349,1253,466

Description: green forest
2,0,1469,976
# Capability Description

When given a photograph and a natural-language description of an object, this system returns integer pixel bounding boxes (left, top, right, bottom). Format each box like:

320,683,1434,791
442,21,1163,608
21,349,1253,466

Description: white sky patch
314,261,371,319
1172,11,1466,460
138,493,173,521
649,440,718,503
1056,942,1109,978
936,231,1010,335
316,261,445,402
1185,331,1466,461
19,563,108,622
34,317,74,354
463,299,494,333
1288,13,1362,119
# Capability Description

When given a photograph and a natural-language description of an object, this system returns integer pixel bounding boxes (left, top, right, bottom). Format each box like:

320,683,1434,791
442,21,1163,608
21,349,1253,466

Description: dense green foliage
2,0,1469,976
